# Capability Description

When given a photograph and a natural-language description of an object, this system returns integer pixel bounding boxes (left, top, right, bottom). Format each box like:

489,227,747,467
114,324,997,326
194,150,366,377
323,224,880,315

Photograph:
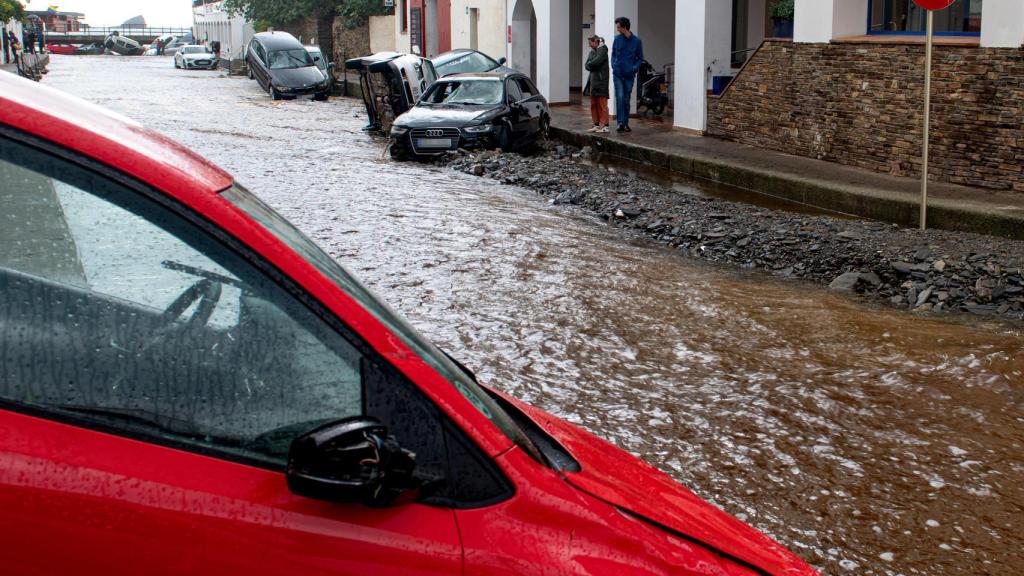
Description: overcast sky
25,1,194,28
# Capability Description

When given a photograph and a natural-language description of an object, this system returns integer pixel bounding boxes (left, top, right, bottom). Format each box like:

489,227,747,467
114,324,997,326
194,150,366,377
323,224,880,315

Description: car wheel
495,125,512,153
314,92,329,102
389,143,409,161
248,66,254,79
270,86,281,101
537,116,551,143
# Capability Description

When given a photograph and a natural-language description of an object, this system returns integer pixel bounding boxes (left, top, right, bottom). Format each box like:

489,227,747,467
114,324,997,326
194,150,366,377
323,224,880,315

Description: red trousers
590,96,609,126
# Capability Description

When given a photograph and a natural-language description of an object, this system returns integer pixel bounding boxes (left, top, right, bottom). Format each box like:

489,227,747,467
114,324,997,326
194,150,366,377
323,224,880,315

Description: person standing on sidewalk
23,29,35,55
584,35,609,133
611,16,643,133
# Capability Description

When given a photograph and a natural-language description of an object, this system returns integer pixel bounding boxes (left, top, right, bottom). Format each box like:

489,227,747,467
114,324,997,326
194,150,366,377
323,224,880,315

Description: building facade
192,0,256,73
708,0,1024,191
509,0,1024,191
393,0,453,58
26,10,84,33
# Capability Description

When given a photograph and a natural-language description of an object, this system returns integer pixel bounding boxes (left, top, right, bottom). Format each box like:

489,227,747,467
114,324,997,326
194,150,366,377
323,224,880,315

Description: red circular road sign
912,0,956,9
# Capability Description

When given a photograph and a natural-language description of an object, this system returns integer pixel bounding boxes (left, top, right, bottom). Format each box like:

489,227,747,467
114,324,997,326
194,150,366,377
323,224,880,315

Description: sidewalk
550,106,1024,240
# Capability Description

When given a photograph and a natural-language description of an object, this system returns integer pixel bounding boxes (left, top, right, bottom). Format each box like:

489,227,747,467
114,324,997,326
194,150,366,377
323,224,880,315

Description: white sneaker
598,126,610,133
586,125,601,133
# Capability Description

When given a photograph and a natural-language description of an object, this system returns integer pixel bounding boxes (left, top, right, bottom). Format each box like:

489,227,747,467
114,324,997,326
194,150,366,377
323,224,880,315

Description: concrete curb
551,126,1024,241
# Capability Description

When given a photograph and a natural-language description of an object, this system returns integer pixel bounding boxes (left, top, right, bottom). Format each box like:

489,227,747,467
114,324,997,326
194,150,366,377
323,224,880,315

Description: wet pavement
43,55,1024,575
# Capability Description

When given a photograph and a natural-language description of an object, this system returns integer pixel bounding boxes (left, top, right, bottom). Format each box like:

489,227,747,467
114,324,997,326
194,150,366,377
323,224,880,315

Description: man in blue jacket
611,16,643,133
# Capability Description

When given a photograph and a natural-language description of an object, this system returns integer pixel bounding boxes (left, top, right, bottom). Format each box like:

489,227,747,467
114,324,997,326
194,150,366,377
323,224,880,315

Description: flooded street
43,55,1024,575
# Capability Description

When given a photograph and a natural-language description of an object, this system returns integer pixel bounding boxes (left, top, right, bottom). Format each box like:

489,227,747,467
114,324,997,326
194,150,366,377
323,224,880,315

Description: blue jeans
613,73,636,127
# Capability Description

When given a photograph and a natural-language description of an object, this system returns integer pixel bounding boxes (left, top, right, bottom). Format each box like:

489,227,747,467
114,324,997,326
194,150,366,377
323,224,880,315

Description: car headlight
277,85,292,92
391,125,409,136
463,124,493,134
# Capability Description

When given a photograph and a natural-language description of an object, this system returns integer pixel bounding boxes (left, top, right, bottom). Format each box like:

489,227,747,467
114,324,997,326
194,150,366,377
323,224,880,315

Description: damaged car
389,72,550,159
103,32,143,56
345,52,436,133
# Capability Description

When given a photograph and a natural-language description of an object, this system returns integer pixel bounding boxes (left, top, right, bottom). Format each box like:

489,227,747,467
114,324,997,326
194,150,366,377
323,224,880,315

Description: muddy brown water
44,56,1024,575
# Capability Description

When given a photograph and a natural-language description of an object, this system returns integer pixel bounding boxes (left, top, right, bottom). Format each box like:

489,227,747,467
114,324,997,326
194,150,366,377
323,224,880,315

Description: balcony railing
45,26,192,39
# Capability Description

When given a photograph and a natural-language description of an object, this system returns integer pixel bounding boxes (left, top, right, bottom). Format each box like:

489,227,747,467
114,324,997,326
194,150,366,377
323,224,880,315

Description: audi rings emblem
425,129,444,137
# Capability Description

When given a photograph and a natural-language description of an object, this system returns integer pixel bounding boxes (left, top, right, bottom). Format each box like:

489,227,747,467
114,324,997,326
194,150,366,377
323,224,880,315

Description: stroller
636,60,668,118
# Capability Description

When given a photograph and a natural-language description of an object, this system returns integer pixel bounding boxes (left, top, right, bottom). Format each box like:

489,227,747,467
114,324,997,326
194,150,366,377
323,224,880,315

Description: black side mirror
498,57,507,66
286,416,419,506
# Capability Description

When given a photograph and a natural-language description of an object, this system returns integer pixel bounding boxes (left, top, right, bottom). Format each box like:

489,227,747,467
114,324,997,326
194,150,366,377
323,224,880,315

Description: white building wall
369,15,396,53
192,1,255,71
794,0,867,43
981,0,1024,47
451,0,506,60
395,0,411,54
674,0,707,131
535,0,570,103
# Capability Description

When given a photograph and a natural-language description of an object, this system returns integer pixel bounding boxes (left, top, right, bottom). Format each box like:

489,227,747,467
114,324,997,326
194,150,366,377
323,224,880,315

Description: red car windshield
222,184,533,450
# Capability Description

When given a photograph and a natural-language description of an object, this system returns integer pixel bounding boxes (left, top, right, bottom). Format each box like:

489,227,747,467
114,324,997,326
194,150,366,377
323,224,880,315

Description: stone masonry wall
707,41,1024,192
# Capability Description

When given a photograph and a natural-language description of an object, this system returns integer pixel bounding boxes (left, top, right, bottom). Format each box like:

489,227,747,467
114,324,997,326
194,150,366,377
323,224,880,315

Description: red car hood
496,391,817,576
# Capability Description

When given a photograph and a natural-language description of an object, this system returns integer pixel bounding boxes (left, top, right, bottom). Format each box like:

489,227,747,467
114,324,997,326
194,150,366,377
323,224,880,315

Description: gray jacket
584,44,609,98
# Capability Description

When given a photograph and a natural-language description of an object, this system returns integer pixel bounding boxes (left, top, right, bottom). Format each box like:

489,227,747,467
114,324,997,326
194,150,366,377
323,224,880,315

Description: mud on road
447,145,1024,324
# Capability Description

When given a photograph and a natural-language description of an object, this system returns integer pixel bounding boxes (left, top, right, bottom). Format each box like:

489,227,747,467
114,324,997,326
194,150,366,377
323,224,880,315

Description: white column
981,0,1024,47
534,0,571,103
794,0,867,43
673,0,731,132
596,0,638,120
674,0,706,131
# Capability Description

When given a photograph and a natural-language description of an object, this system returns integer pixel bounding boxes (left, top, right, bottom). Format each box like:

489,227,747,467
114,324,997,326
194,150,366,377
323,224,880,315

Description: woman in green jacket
584,35,609,133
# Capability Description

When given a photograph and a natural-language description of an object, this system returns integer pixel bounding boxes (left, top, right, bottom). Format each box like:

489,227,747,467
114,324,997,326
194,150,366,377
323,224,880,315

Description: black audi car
389,72,549,159
245,31,331,101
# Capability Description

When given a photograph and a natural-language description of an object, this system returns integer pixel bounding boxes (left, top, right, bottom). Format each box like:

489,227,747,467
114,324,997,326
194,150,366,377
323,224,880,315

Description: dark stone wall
707,41,1024,192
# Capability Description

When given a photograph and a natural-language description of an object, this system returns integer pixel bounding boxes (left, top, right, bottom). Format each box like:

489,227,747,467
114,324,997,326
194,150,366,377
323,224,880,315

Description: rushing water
44,55,1024,575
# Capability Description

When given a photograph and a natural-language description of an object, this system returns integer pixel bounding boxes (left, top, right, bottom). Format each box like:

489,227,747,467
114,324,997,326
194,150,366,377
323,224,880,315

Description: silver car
174,45,218,70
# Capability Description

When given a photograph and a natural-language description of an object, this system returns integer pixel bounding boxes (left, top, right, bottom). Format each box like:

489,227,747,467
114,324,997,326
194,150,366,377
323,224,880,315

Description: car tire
495,125,513,153
248,66,254,79
389,144,407,161
270,86,281,101
314,92,329,102
537,116,550,143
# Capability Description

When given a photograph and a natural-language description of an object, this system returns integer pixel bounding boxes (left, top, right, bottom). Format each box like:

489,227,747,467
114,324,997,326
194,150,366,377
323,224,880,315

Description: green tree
221,0,390,31
0,0,26,23
223,0,389,64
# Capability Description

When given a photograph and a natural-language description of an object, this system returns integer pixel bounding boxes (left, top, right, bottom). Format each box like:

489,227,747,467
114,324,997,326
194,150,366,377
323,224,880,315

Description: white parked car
174,45,218,70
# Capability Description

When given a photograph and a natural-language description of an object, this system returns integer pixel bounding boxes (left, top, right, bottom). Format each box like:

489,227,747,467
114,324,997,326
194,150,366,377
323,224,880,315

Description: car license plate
417,138,453,148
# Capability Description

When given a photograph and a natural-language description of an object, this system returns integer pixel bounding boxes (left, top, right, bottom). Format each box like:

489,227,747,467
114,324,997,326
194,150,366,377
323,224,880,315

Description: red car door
0,135,465,575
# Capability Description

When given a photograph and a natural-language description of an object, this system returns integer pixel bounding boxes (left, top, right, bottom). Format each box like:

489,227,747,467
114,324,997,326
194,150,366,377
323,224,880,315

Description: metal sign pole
920,9,934,230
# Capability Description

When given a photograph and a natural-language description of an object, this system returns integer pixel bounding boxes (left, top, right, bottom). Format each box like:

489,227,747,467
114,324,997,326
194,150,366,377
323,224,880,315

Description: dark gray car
246,32,331,101
390,72,549,159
